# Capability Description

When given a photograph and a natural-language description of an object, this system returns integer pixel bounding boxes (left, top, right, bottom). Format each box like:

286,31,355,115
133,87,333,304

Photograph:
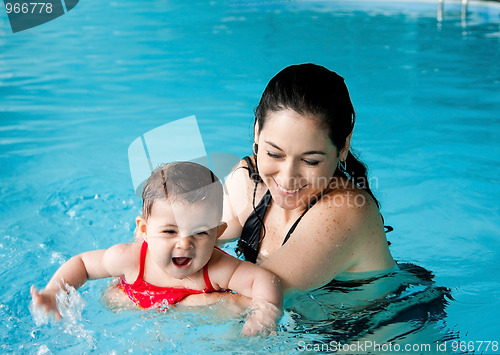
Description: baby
31,162,282,336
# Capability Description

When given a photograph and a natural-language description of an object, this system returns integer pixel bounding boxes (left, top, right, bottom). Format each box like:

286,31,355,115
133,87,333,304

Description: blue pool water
1,0,500,353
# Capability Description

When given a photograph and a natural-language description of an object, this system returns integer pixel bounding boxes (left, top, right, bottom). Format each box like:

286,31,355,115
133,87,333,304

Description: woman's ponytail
342,150,380,208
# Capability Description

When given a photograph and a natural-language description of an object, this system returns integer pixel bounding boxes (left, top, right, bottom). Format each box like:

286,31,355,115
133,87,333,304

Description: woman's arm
259,189,393,290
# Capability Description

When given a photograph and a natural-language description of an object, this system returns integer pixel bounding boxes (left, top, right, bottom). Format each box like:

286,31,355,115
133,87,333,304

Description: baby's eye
162,230,177,236
194,231,209,237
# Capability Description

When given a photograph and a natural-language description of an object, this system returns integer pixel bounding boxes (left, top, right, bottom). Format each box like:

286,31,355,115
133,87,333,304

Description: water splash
29,284,96,348
36,344,52,355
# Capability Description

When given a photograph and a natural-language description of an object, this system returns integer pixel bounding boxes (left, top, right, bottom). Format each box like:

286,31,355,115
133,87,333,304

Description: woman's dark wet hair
141,161,222,220
253,63,380,208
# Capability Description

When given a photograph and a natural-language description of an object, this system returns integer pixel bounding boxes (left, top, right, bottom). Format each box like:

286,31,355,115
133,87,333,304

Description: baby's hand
30,285,61,320
241,298,281,337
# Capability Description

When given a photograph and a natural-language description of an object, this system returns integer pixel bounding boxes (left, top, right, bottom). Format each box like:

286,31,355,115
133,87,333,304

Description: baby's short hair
141,162,223,220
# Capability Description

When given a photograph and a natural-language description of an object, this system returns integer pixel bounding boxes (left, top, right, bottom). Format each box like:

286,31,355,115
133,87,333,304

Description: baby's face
143,199,221,280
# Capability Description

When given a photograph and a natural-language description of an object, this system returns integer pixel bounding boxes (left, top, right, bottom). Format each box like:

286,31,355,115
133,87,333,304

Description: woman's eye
303,159,320,166
163,230,177,235
267,151,282,159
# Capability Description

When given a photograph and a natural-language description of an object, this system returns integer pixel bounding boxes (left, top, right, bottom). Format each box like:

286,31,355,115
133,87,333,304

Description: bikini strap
282,194,323,245
202,263,215,292
237,189,272,262
282,209,309,245
243,156,254,173
133,240,148,286
243,155,262,183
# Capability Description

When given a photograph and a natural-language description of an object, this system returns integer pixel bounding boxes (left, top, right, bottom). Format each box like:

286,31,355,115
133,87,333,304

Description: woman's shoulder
278,185,389,283
225,157,267,205
308,182,383,235
227,156,255,181
321,177,379,210
311,186,393,272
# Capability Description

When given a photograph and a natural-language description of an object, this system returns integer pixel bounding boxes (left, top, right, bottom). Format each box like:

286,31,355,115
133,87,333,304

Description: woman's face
255,109,347,210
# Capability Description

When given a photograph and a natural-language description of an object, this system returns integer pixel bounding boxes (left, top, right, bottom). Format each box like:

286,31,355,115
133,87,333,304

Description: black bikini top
237,156,321,263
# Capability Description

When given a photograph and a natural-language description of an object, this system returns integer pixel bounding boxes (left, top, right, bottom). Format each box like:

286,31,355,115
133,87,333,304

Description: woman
220,63,395,290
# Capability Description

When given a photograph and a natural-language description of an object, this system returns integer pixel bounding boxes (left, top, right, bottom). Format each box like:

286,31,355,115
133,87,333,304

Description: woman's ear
136,216,148,240
253,121,260,144
340,131,353,161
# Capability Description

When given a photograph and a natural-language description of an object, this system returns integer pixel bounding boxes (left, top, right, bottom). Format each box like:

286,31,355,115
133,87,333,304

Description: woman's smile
273,177,307,195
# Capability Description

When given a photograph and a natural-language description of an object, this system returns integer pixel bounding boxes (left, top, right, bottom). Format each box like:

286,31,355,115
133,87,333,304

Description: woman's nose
280,160,301,187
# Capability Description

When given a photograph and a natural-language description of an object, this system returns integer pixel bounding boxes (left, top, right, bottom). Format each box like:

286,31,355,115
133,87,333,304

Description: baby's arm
212,252,283,336
31,243,134,318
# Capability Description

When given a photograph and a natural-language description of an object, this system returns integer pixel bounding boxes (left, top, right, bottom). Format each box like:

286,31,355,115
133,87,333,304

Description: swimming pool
1,0,499,353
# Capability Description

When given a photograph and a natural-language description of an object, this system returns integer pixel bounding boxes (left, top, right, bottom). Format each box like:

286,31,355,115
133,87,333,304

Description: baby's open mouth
172,257,192,267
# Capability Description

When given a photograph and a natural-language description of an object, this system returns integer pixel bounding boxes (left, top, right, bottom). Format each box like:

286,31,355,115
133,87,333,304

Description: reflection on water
282,263,456,351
